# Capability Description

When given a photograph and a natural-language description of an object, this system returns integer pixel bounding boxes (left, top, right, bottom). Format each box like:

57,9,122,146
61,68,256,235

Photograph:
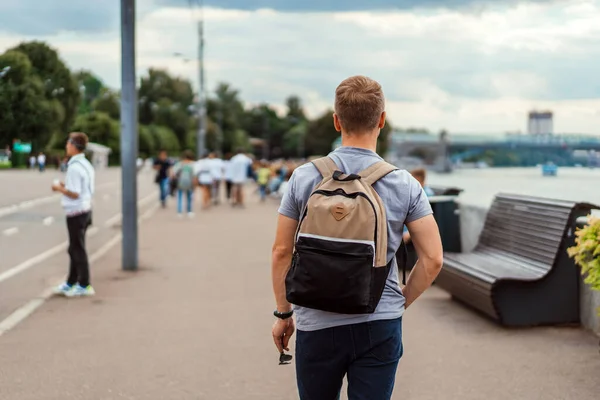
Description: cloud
160,0,551,12
1,1,599,134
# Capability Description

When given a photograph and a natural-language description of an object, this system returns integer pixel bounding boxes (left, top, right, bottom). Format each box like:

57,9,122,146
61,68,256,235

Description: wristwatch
273,310,294,320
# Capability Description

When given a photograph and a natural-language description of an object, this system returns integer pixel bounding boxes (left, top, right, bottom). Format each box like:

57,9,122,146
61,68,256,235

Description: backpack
177,164,195,190
285,156,398,314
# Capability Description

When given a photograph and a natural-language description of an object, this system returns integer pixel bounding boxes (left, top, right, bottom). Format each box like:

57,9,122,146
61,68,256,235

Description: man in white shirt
37,152,46,172
52,132,96,297
229,148,253,207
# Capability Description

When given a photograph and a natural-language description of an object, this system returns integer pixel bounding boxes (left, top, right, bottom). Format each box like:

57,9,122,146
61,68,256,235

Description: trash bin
398,193,462,274
429,195,462,253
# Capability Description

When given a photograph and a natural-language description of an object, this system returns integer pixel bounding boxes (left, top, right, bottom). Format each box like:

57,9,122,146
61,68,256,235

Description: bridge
387,132,600,167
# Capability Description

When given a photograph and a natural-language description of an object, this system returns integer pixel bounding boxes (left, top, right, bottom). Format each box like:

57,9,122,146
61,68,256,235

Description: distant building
528,111,553,135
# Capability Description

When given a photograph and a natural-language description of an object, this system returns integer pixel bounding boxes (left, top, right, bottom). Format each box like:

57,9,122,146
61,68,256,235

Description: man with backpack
271,76,444,400
171,150,197,218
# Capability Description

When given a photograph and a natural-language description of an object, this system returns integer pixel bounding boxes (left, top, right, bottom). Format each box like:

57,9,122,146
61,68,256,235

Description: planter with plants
568,215,600,343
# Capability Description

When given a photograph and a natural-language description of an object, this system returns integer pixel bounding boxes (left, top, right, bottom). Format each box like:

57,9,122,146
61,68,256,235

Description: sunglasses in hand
279,352,293,365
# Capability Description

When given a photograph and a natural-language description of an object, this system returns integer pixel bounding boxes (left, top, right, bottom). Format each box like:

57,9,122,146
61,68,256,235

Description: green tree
139,69,194,148
147,124,180,153
377,119,392,157
305,109,338,156
207,82,247,154
71,111,120,163
0,50,55,151
283,120,308,158
285,95,306,121
74,70,103,115
92,88,120,120
10,41,80,137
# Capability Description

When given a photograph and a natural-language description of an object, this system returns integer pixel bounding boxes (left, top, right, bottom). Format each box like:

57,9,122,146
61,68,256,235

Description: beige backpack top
286,156,398,314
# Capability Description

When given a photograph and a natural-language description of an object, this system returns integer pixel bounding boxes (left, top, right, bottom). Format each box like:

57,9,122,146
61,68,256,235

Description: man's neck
340,132,378,152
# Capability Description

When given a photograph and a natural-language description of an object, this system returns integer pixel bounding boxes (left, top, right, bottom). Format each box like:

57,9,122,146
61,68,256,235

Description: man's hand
272,318,295,353
51,182,65,193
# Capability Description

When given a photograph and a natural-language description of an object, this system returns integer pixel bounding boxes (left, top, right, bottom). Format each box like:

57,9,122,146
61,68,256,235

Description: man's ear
378,111,386,129
333,113,342,132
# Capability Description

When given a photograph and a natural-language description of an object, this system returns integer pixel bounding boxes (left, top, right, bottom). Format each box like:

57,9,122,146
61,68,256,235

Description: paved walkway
0,194,599,399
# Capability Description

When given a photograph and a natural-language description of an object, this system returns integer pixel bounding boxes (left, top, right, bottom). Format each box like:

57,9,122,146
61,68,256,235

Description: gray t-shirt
278,146,433,331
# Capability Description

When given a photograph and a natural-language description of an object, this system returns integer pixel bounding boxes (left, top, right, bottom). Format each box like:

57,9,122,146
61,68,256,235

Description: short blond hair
334,75,385,133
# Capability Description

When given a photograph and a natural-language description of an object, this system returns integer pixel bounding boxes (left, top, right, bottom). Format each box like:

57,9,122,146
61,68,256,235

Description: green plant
568,216,600,315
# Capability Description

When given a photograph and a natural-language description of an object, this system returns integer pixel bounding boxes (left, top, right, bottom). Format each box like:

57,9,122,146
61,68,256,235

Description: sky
0,0,599,134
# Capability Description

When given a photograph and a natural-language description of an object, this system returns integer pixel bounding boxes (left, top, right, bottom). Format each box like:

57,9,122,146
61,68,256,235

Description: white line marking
2,227,19,237
103,213,122,228
42,217,54,226
103,191,157,227
0,228,99,285
0,182,117,219
0,202,160,338
0,192,157,285
0,288,53,337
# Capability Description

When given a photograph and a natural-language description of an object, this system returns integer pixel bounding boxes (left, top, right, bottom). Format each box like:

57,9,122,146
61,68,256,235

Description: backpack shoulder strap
359,161,398,185
311,156,338,179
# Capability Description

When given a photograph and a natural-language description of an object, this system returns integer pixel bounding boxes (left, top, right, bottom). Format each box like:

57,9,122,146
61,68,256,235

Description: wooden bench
435,193,599,326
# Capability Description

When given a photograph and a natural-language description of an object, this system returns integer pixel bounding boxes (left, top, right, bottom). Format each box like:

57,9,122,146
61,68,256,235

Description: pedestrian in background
52,132,96,297
229,148,253,208
256,160,272,202
172,150,197,218
37,152,46,172
153,150,171,208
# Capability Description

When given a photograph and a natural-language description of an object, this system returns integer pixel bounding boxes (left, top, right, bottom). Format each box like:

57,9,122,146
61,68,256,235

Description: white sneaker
188,212,195,219
177,213,183,219
65,284,95,297
54,282,73,296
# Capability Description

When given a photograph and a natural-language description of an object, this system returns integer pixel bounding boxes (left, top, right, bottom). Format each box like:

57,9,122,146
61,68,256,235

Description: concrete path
0,194,598,400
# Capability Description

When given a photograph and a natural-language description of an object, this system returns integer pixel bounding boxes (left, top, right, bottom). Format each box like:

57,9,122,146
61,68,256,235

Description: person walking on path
52,132,96,297
229,148,253,207
172,150,197,218
153,150,172,208
270,75,444,400
37,152,46,172
256,160,272,202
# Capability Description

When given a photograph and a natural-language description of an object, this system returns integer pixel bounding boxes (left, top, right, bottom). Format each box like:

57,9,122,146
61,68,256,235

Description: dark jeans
296,317,403,400
66,212,92,287
225,180,233,200
159,178,169,204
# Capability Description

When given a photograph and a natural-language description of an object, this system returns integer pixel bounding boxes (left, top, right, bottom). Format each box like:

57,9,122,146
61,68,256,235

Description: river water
427,167,600,209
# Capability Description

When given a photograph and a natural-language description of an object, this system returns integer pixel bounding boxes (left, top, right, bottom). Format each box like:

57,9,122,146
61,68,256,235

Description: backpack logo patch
330,202,350,221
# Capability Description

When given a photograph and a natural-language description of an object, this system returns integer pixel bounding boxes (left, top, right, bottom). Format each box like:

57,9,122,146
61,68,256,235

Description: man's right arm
403,215,443,308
